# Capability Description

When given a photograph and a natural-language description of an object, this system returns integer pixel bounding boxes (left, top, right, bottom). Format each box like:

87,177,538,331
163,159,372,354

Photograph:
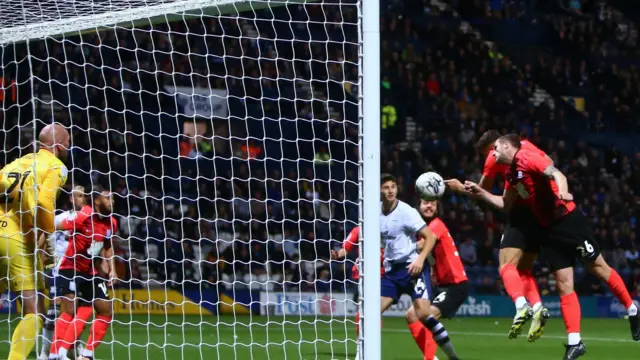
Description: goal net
0,0,366,359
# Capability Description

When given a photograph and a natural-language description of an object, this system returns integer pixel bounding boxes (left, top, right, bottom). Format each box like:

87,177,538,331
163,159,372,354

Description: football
415,172,445,200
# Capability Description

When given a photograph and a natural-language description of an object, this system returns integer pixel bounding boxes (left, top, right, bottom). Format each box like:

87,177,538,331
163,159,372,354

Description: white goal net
0,0,366,359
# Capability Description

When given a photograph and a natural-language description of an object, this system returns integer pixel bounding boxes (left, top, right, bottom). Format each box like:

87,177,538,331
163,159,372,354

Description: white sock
515,296,528,310
628,303,638,316
532,302,542,312
48,355,59,360
81,348,94,357
568,332,581,346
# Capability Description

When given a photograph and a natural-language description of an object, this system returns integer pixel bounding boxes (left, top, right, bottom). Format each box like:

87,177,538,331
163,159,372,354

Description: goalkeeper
38,185,87,360
0,124,70,360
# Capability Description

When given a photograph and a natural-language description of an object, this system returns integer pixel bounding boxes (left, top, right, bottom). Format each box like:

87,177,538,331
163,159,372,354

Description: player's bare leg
78,298,113,360
38,298,60,360
49,294,76,359
499,247,533,339
9,289,46,360
406,306,438,360
518,252,549,342
554,268,586,360
413,299,458,360
585,254,639,340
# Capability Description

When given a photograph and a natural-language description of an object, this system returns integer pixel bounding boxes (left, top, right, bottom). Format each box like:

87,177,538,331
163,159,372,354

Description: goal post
0,0,380,358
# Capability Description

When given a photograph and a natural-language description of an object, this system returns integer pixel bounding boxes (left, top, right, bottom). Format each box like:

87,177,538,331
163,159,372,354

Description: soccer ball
415,172,445,200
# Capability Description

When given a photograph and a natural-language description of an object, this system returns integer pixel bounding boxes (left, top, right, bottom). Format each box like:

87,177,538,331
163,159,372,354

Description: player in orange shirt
405,199,467,360
445,130,549,342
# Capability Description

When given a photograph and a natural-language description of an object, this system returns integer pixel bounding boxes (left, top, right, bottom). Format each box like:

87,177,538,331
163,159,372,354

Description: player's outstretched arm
444,178,465,193
446,176,494,197
464,181,516,212
542,165,573,201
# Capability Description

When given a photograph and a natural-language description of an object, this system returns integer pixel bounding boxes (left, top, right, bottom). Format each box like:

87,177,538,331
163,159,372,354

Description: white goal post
0,0,380,359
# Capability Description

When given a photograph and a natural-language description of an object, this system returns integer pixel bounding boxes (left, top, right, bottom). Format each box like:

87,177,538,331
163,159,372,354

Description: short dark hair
381,173,396,185
475,130,502,151
90,185,107,200
498,134,522,148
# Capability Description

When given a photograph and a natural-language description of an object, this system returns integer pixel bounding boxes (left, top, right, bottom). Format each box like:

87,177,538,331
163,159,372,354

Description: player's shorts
0,236,45,292
500,206,543,253
432,281,469,318
47,267,60,297
381,263,432,303
55,269,109,305
543,210,601,271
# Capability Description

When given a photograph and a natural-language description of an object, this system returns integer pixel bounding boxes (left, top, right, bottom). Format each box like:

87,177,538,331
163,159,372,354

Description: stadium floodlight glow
0,0,380,358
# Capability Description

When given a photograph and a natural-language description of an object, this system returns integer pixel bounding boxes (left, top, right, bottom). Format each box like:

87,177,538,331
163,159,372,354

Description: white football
415,172,445,200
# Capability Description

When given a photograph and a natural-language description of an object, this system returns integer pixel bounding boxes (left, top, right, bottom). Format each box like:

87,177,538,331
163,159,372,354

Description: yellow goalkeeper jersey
0,149,68,241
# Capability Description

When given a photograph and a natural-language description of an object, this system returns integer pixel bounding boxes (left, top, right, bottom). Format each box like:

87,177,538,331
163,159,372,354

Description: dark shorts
432,281,469,318
381,263,432,303
54,269,109,305
500,206,543,253
543,210,601,271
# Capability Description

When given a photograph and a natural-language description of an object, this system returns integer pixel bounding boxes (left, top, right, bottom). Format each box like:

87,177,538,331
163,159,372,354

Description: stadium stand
1,0,639,299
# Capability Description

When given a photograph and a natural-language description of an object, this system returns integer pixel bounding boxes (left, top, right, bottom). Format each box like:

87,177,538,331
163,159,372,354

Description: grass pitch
0,315,637,359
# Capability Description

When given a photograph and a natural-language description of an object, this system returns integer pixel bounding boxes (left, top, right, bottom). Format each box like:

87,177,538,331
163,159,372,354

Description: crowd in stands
0,0,639,299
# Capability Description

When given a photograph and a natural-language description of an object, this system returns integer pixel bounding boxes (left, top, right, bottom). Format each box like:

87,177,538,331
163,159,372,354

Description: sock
519,270,542,309
50,312,73,355
8,313,43,360
355,311,360,338
40,321,54,357
606,269,634,309
568,333,581,346
408,320,437,360
85,314,112,353
422,316,457,359
40,305,59,358
500,264,526,308
560,292,581,344
60,306,94,355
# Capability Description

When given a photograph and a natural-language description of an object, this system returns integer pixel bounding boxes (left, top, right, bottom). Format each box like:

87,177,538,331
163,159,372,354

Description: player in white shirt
38,186,86,360
379,174,459,360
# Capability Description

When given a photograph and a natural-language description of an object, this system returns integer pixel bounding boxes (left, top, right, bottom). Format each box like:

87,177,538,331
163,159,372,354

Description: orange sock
500,264,525,303
560,292,581,334
408,320,437,360
606,269,633,308
355,312,360,338
520,270,541,306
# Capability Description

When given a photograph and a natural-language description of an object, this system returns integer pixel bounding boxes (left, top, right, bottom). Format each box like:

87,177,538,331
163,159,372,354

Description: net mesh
0,0,179,29
0,0,361,358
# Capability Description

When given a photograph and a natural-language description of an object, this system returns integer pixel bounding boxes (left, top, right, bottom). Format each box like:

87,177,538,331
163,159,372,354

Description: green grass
0,315,638,359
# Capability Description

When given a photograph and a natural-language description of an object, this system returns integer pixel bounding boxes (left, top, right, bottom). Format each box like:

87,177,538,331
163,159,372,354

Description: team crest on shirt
517,171,523,179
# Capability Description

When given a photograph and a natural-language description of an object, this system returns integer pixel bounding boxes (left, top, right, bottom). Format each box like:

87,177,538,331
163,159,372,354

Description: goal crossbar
0,0,316,45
